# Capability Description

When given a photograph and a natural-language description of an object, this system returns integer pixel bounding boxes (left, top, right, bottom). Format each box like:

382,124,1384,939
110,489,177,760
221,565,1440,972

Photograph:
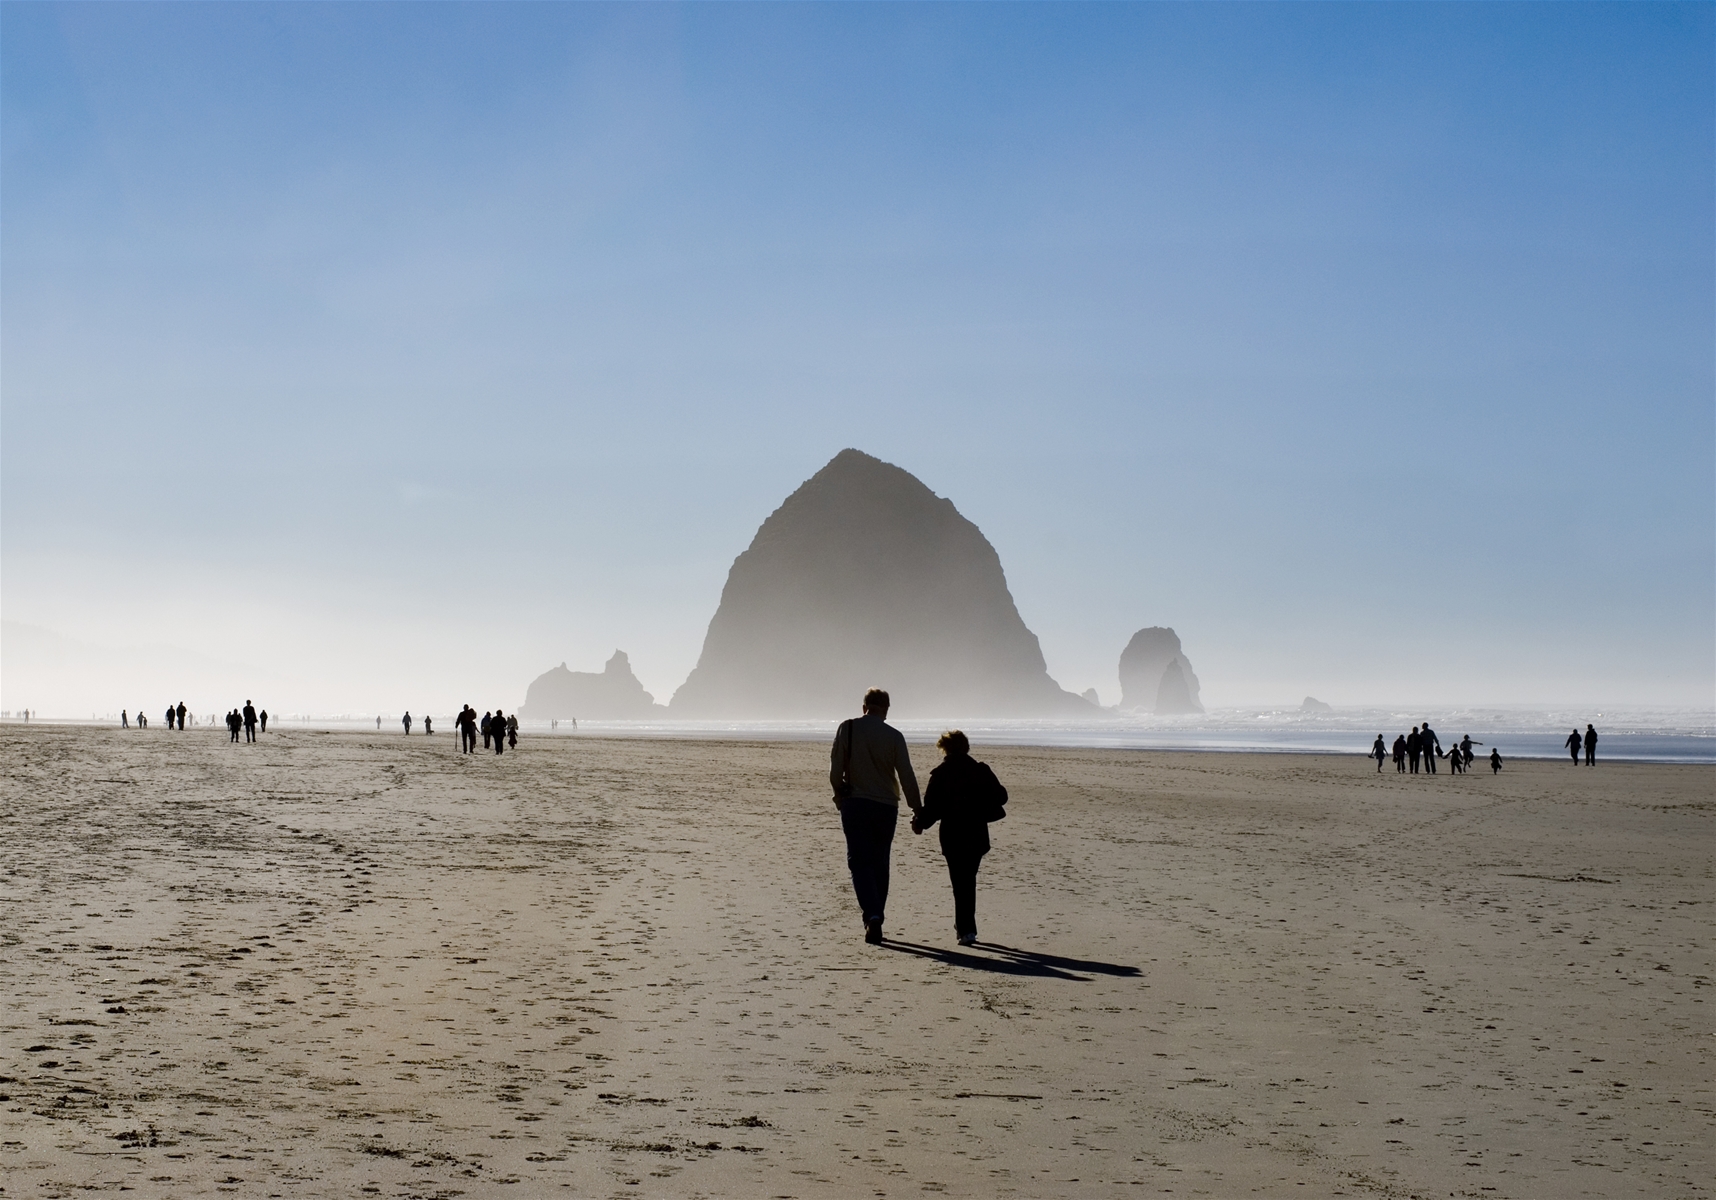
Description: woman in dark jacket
912,730,1006,946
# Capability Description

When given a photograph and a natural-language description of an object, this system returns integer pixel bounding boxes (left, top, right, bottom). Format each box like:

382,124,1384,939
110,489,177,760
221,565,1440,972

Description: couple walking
830,688,1008,947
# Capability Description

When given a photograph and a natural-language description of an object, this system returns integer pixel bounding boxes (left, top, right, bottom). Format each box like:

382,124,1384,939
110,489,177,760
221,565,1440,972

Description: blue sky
3,2,1712,715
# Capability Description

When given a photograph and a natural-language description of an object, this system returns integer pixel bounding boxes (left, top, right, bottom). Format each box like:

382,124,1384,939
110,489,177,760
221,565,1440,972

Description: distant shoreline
4,718,1710,764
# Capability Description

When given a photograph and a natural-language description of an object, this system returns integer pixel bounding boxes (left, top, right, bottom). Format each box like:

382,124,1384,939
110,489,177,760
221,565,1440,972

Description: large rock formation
670,449,1093,718
519,651,664,720
1118,627,1204,714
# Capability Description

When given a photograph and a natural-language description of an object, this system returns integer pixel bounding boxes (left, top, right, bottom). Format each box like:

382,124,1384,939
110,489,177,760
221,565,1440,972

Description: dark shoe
864,921,883,944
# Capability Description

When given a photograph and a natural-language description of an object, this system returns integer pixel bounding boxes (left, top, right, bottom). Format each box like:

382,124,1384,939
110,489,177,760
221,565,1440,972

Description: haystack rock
670,449,1093,717
1118,626,1204,714
519,651,664,720
1300,695,1332,713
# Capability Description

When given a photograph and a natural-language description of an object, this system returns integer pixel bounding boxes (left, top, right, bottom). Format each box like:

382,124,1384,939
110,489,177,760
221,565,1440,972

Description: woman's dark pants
945,851,985,939
839,799,897,927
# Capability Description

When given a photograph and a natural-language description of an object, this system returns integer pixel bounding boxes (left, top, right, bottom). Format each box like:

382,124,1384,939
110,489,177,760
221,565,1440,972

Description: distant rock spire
1118,627,1203,714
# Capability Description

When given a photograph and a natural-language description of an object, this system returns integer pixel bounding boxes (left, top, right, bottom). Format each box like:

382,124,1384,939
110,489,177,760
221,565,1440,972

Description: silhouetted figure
458,706,477,753
243,701,257,742
1460,735,1479,770
830,688,921,944
402,712,412,735
1370,735,1387,773
506,714,518,748
122,710,129,728
137,711,147,728
166,705,176,730
1392,733,1407,772
1420,722,1442,774
1566,729,1582,763
912,730,1007,945
1490,748,1503,774
376,716,381,731
259,710,268,733
227,710,241,743
1406,727,1422,773
492,709,507,755
1584,724,1598,765
1448,745,1465,774
480,712,492,749
176,702,187,731
423,715,432,736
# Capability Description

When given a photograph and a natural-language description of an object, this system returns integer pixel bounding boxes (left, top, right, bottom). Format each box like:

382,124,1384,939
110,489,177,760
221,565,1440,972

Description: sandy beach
0,724,1709,1198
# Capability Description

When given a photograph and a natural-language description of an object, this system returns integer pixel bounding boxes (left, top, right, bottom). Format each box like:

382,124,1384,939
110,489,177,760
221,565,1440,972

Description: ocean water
516,706,1715,764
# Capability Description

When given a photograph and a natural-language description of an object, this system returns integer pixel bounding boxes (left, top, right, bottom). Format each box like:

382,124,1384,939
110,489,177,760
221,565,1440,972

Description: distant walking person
1406,726,1422,774
1448,745,1465,774
137,711,147,728
122,710,129,728
506,714,518,749
1392,733,1407,772
166,705,176,730
912,730,1007,946
480,712,492,750
830,688,921,945
1584,724,1598,765
423,715,432,736
492,710,507,755
403,712,412,735
1420,721,1442,774
243,701,257,742
1370,735,1387,772
1565,728,1582,764
1489,748,1503,774
459,707,477,753
260,710,268,733
376,716,381,731
176,702,187,730
227,710,241,743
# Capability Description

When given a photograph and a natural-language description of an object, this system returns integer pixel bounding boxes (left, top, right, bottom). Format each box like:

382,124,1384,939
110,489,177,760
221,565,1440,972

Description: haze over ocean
3,4,1712,719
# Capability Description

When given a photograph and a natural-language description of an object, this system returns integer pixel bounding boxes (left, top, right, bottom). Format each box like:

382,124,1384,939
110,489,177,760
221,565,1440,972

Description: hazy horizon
4,5,1712,718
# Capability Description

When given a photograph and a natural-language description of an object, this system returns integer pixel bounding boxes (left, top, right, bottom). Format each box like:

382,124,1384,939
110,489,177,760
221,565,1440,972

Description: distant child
1448,746,1465,774
1489,749,1503,774
1370,735,1387,772
1392,734,1407,772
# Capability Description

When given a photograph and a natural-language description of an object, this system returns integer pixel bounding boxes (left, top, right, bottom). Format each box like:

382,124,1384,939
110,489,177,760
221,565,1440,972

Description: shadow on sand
882,940,1141,982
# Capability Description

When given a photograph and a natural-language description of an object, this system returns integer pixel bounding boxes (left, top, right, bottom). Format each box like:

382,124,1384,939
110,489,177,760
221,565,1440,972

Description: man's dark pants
945,851,985,940
1408,752,1419,773
1425,749,1437,773
1585,746,1595,765
245,722,256,743
839,798,897,927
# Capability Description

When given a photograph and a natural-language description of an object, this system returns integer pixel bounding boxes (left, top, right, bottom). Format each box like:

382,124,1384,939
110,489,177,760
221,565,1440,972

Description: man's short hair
862,688,890,711
936,729,969,756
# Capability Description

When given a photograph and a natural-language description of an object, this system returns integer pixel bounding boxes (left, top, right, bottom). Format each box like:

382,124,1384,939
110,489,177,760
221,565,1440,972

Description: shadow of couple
879,939,1141,982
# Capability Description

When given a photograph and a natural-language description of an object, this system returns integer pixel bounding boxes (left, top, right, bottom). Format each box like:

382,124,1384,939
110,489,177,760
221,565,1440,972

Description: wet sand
1,725,1709,1198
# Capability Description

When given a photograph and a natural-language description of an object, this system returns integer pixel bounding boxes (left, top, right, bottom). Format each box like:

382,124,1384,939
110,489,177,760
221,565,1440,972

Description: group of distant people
454,706,516,755
1370,723,1500,775
1566,724,1598,765
224,702,267,742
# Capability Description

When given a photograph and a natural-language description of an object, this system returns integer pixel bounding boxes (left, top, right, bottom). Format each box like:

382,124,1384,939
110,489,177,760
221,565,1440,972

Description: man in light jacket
830,688,920,944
